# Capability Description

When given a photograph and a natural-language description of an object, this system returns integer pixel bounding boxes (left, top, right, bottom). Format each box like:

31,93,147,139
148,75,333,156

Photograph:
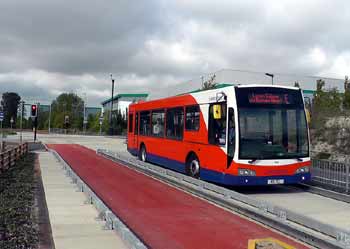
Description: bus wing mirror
213,104,221,119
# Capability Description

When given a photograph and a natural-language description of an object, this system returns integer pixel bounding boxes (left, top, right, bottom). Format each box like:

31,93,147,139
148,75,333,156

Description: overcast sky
0,0,349,105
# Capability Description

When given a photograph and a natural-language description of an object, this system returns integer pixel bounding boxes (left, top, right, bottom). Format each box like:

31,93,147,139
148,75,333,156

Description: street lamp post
48,104,51,134
83,93,87,134
265,73,274,85
109,74,115,135
19,101,24,143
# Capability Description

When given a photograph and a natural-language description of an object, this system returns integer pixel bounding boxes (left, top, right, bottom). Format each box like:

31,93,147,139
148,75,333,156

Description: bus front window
238,108,309,159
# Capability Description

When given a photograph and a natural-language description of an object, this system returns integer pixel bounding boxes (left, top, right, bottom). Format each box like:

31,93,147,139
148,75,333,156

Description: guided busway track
97,149,350,249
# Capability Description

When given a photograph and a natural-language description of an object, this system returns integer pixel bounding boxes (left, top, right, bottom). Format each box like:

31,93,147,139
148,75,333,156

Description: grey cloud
0,0,349,106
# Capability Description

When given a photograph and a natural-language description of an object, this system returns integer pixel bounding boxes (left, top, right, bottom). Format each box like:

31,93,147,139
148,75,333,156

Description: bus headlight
238,168,256,176
296,166,310,174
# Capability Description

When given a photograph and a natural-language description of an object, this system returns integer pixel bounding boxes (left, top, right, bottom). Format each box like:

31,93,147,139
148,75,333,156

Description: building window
128,113,133,133
140,111,151,136
166,107,184,140
185,105,200,131
151,110,165,137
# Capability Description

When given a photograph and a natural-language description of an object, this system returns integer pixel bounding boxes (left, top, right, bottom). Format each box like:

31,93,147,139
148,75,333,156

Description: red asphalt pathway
47,144,309,249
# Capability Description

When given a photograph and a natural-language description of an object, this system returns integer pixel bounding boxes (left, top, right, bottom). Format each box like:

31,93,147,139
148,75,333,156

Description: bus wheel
139,145,147,162
186,154,200,178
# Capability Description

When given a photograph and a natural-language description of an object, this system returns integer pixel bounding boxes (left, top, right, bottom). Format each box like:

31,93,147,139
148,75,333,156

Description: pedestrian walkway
38,151,128,249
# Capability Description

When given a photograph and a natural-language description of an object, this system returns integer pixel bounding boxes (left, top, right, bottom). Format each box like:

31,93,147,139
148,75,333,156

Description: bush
315,152,331,159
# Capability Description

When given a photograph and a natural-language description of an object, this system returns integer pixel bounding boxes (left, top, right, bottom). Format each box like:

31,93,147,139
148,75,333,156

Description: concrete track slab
38,151,128,249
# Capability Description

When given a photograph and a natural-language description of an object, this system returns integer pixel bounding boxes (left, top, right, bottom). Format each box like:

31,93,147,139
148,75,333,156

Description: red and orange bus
127,84,311,186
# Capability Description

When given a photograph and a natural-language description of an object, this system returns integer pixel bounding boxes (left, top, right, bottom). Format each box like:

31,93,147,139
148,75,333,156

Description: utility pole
109,74,115,135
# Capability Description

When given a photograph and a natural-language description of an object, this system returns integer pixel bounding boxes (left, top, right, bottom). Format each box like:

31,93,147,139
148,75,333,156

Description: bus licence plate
267,179,284,185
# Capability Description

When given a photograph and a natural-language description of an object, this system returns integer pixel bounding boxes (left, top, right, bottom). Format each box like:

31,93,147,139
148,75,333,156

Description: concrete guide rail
97,149,350,249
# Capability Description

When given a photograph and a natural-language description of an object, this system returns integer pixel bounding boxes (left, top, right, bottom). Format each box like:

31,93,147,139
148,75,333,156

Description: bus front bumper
200,169,311,186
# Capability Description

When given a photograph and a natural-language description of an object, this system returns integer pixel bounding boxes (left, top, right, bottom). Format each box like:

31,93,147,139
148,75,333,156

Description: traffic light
31,104,38,117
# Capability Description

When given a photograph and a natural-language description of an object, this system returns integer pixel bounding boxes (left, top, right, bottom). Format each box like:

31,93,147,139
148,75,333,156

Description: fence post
0,152,3,172
346,163,350,194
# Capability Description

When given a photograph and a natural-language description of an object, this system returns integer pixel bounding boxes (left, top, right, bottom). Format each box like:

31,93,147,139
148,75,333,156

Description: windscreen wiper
296,158,303,162
248,158,259,164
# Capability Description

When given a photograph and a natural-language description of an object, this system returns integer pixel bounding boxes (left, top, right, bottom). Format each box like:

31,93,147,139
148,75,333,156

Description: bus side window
135,112,139,135
185,105,200,131
140,111,151,136
166,107,184,140
128,113,133,133
151,109,165,137
228,107,235,158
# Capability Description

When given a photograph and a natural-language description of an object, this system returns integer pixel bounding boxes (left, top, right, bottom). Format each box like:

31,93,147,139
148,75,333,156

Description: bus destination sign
248,93,290,104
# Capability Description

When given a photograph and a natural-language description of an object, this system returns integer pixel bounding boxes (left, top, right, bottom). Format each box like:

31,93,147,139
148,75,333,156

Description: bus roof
129,84,302,110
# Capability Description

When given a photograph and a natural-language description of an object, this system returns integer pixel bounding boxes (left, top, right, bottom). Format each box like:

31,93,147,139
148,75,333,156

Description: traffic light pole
31,104,38,142
34,116,38,142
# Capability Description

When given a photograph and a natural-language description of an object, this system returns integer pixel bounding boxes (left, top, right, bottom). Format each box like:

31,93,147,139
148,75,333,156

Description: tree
1,92,21,128
294,81,300,88
312,79,341,129
343,75,350,110
201,74,217,90
50,93,84,130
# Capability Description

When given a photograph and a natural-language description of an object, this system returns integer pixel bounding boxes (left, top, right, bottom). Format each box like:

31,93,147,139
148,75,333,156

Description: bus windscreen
236,87,309,160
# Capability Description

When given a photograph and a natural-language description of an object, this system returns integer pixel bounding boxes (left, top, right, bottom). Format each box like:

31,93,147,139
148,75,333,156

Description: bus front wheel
186,154,200,178
139,145,147,162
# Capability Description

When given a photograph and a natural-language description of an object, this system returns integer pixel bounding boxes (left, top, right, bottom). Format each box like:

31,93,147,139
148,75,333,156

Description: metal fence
50,128,106,136
311,159,350,193
0,143,28,173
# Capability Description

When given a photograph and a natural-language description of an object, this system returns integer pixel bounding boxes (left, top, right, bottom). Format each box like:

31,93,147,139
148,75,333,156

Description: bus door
209,102,230,169
128,111,138,150
134,112,139,150
227,107,235,167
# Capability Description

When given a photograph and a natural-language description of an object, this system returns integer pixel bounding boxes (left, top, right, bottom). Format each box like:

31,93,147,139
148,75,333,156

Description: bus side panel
199,145,227,171
139,136,187,173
